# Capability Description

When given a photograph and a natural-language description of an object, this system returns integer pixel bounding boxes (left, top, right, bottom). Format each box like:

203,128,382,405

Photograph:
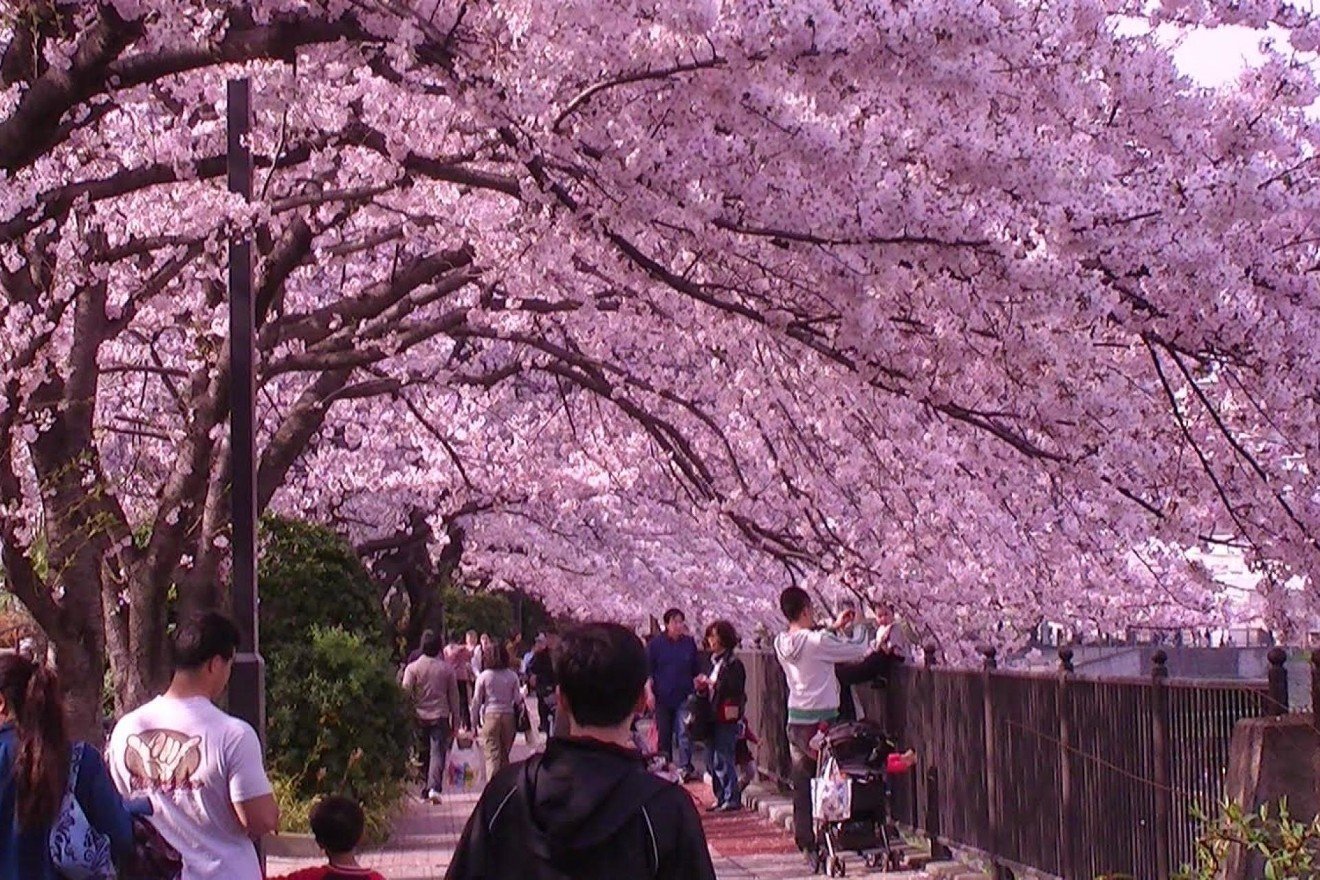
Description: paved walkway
265,738,934,880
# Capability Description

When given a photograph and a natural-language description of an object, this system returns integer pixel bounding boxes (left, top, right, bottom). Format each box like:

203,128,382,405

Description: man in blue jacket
647,608,700,781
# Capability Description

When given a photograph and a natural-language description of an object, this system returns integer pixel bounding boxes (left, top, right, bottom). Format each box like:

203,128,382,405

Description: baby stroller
811,719,907,877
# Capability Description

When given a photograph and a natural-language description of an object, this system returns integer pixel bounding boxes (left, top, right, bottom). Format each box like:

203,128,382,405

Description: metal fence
740,647,1292,880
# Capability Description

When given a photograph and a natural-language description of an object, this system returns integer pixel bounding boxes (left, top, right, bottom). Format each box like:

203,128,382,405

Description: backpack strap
66,742,84,793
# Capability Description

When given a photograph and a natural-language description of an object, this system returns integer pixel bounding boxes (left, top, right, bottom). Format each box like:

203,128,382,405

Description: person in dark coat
699,620,747,812
525,634,558,735
646,608,700,780
447,622,715,880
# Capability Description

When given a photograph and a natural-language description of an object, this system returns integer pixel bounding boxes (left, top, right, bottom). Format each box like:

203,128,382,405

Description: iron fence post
981,646,1003,876
923,643,949,861
1152,650,1172,880
1058,647,1075,879
1312,649,1320,717
1266,647,1289,715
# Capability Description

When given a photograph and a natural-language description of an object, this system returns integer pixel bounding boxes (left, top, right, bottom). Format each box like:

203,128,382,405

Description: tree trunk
104,593,167,716
52,633,106,745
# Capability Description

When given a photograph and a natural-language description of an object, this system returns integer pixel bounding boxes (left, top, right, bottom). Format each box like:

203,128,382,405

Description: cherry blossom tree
2,0,1318,733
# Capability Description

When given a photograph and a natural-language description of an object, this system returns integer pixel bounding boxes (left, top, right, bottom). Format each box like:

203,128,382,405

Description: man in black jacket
525,634,558,736
446,622,716,880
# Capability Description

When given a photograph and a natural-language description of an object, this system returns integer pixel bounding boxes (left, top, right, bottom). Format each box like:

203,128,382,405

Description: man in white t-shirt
108,612,279,880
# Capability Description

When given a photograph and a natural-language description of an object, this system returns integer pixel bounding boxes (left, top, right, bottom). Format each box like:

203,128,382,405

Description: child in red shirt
268,795,385,880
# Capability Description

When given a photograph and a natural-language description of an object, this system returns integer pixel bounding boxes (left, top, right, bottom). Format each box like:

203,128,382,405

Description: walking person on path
469,633,491,680
446,639,474,725
401,630,461,804
0,654,136,880
646,608,700,781
471,642,520,777
447,621,716,880
525,634,558,738
773,587,869,869
699,620,747,813
108,611,279,880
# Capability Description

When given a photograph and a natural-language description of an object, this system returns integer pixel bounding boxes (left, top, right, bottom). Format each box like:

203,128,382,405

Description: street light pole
226,78,265,742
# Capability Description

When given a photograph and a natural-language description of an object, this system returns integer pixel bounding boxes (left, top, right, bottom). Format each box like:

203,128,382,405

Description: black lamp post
226,77,265,741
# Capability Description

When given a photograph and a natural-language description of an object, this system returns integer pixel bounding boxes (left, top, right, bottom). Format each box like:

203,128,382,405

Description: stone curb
263,832,322,859
740,781,989,877
742,782,795,833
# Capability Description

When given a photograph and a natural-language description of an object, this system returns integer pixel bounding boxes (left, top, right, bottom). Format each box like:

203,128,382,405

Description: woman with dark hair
0,653,134,879
701,621,747,813
471,642,522,776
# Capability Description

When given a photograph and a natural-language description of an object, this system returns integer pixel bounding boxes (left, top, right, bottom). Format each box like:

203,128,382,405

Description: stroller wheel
827,856,846,877
886,849,904,871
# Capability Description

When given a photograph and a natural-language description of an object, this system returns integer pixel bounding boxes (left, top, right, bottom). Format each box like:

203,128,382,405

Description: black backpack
681,692,714,742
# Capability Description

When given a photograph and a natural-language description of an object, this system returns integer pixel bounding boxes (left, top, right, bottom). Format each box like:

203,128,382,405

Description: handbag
49,743,116,880
810,756,852,822
514,695,531,733
121,814,183,880
715,699,743,724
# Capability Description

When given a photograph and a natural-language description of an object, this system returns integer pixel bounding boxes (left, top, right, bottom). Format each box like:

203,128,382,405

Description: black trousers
457,680,473,728
836,651,901,721
787,723,819,851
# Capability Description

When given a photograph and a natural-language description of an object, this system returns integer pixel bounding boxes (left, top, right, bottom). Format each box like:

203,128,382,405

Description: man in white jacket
773,586,870,865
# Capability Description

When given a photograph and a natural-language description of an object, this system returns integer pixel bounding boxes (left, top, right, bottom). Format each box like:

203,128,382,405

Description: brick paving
264,737,934,880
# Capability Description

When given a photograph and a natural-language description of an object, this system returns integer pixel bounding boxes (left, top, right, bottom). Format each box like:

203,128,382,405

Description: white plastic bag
811,757,852,822
445,745,485,793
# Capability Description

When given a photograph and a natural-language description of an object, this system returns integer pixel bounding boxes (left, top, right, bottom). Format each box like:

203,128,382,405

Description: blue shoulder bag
49,742,116,880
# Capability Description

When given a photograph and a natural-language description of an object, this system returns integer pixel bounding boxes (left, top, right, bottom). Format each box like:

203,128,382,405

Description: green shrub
1174,799,1320,880
266,626,412,830
272,775,406,845
259,516,382,651
440,586,513,641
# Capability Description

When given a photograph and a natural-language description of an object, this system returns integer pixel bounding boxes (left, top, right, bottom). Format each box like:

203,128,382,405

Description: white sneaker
426,789,442,804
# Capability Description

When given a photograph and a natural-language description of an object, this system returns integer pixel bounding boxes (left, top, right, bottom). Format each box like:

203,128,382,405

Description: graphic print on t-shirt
124,729,204,791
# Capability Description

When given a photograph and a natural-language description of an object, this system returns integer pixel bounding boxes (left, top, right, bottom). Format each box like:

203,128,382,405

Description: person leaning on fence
0,653,136,880
446,621,717,880
773,586,870,867
836,594,910,722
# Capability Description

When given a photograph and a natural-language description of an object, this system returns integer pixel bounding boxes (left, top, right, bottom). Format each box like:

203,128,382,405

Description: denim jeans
709,721,741,807
655,702,694,771
419,718,453,793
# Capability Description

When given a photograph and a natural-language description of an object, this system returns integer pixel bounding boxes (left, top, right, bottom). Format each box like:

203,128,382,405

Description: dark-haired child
269,795,384,880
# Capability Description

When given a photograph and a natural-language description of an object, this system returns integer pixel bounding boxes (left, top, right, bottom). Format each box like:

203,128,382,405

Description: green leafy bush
272,775,406,845
259,516,382,651
266,626,412,835
1174,799,1320,880
440,586,513,641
